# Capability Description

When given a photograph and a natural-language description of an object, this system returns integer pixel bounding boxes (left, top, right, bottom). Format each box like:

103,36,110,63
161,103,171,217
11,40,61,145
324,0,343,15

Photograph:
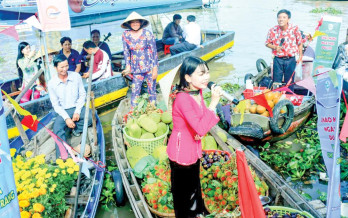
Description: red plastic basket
243,87,267,99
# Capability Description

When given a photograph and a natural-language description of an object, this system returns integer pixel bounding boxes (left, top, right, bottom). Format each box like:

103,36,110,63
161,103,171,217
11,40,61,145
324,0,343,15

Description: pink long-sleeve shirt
167,91,220,165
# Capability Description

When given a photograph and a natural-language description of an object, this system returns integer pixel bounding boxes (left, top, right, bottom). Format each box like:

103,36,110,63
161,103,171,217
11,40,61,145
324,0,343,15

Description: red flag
340,93,348,142
251,93,273,117
0,25,19,41
21,115,39,131
236,150,264,218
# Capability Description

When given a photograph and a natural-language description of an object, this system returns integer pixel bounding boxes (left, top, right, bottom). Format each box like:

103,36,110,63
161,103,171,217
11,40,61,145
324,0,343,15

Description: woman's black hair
60,36,72,45
16,41,30,85
178,56,209,91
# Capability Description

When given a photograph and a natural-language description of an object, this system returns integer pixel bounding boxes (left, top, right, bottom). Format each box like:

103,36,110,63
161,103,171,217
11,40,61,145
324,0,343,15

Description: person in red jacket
167,56,222,218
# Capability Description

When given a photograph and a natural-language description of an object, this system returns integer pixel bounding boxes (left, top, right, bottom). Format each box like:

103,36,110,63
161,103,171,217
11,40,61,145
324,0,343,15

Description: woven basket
123,126,169,154
147,203,175,218
265,206,314,218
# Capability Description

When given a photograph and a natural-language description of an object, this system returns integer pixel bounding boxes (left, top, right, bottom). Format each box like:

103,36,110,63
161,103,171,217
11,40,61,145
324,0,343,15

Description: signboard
36,0,71,32
316,70,343,218
0,99,20,218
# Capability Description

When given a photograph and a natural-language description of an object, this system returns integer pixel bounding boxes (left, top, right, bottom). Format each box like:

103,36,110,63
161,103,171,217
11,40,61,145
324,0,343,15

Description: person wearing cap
162,14,184,45
265,9,303,91
169,15,201,56
121,11,159,108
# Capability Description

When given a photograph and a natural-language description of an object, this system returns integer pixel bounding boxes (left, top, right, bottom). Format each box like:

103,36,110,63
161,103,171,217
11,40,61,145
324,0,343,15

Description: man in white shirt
169,15,201,55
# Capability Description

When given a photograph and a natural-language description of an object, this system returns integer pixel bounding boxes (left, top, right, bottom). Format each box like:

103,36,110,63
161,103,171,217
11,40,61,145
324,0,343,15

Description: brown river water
1,0,348,217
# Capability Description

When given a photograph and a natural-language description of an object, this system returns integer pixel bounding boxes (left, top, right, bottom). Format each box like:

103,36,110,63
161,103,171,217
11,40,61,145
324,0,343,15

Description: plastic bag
295,62,303,80
133,155,157,179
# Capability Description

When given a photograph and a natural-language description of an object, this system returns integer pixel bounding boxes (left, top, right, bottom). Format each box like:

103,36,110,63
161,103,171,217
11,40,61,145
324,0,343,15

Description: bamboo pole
90,91,98,146
72,53,94,218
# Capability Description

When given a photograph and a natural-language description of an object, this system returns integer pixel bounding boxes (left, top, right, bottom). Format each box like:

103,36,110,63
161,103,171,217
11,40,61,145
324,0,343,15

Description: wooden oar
72,54,95,218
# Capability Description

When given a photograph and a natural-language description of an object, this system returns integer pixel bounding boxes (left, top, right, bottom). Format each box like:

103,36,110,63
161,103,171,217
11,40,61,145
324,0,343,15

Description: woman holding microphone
167,56,222,218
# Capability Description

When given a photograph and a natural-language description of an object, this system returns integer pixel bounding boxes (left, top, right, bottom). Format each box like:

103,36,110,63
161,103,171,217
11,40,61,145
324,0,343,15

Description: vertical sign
36,0,71,32
0,99,20,217
316,70,343,218
312,16,342,74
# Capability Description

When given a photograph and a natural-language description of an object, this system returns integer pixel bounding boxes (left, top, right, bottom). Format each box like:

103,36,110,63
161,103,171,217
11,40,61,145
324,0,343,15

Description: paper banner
21,115,39,131
24,15,42,30
45,128,68,159
312,30,327,39
37,0,71,32
1,90,36,119
296,76,317,96
236,101,246,124
250,94,273,117
328,70,338,87
0,25,19,41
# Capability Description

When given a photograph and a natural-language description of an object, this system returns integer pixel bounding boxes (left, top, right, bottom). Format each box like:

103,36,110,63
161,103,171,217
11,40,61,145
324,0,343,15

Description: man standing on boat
162,14,184,45
48,54,92,158
170,15,201,55
265,9,303,91
82,41,112,81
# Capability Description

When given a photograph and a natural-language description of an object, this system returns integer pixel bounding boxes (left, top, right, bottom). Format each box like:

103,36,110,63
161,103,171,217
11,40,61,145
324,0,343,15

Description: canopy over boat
0,0,202,27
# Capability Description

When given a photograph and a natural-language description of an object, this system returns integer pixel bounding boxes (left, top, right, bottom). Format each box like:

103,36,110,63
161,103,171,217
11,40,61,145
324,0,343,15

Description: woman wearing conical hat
121,11,159,108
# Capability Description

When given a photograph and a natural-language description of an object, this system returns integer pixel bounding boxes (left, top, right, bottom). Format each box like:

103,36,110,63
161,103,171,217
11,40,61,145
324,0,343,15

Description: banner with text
312,16,342,74
316,69,342,218
0,100,20,217
37,0,71,32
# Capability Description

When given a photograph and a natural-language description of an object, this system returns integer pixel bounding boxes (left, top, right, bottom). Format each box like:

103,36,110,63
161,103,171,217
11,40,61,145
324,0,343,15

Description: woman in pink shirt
167,56,222,218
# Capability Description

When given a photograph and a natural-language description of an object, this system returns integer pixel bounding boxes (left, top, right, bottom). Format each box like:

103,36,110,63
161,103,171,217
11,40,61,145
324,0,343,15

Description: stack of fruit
141,159,174,214
125,111,173,140
264,207,310,218
233,90,283,117
200,150,268,213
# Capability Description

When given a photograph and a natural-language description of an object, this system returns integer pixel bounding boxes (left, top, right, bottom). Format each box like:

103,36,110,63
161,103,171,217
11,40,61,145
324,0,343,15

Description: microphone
207,82,239,105
279,38,285,47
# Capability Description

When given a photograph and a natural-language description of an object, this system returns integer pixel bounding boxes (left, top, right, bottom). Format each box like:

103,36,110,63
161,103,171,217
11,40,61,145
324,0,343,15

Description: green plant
310,7,342,15
317,190,327,202
204,82,240,106
99,164,118,211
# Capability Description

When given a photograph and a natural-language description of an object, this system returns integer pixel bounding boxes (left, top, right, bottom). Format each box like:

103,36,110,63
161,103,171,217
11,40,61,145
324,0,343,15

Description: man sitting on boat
48,54,92,158
169,15,201,56
80,29,112,73
162,14,184,45
81,41,112,81
265,9,303,91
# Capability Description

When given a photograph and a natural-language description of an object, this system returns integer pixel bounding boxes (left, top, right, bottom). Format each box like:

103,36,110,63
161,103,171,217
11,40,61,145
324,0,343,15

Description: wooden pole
73,53,94,218
90,91,98,146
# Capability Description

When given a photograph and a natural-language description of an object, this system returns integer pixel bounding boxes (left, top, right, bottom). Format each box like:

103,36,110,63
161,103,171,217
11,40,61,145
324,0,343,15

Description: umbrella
236,149,264,218
159,64,181,110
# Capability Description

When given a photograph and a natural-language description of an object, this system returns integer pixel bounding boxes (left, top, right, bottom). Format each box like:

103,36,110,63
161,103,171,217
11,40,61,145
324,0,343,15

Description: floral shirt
122,29,159,74
17,57,41,90
265,23,302,57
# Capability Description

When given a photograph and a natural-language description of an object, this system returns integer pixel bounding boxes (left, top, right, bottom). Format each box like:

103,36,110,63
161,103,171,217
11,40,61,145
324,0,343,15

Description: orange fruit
280,109,286,113
267,100,274,108
256,105,266,114
249,105,257,114
261,111,269,117
274,92,281,99
273,97,280,105
265,91,274,101
262,89,271,93
233,107,240,113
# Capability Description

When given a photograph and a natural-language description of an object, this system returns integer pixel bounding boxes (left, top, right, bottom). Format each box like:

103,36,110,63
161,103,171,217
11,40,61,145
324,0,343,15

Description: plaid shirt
266,24,302,57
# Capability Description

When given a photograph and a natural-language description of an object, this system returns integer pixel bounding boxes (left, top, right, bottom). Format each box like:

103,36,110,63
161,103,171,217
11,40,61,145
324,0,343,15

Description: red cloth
0,25,19,41
265,24,302,57
21,115,39,131
167,91,219,165
236,150,264,218
250,93,273,117
340,93,348,142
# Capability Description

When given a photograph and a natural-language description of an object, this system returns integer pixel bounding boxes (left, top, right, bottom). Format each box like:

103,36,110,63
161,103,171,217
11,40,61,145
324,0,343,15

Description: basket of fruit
264,206,314,218
200,150,269,215
123,111,173,154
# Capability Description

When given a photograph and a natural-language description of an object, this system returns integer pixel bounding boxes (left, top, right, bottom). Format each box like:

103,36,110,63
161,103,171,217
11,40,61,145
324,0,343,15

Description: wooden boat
111,96,322,218
2,32,234,140
219,60,315,143
9,111,105,217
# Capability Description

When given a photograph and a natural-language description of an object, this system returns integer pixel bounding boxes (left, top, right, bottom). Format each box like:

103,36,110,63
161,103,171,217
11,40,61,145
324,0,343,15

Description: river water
1,0,348,217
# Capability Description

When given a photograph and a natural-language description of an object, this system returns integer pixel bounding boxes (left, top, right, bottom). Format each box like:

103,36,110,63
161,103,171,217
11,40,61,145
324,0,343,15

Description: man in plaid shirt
266,9,303,91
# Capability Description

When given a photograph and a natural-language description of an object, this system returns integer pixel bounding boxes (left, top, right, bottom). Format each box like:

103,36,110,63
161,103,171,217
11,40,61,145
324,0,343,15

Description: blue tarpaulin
0,0,202,27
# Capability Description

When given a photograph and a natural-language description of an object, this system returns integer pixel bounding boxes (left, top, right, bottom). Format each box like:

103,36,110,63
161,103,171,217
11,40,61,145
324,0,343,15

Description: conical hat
121,11,149,29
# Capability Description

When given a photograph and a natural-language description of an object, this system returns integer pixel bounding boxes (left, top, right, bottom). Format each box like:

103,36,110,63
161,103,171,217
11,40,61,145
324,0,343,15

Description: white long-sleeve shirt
183,22,201,46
